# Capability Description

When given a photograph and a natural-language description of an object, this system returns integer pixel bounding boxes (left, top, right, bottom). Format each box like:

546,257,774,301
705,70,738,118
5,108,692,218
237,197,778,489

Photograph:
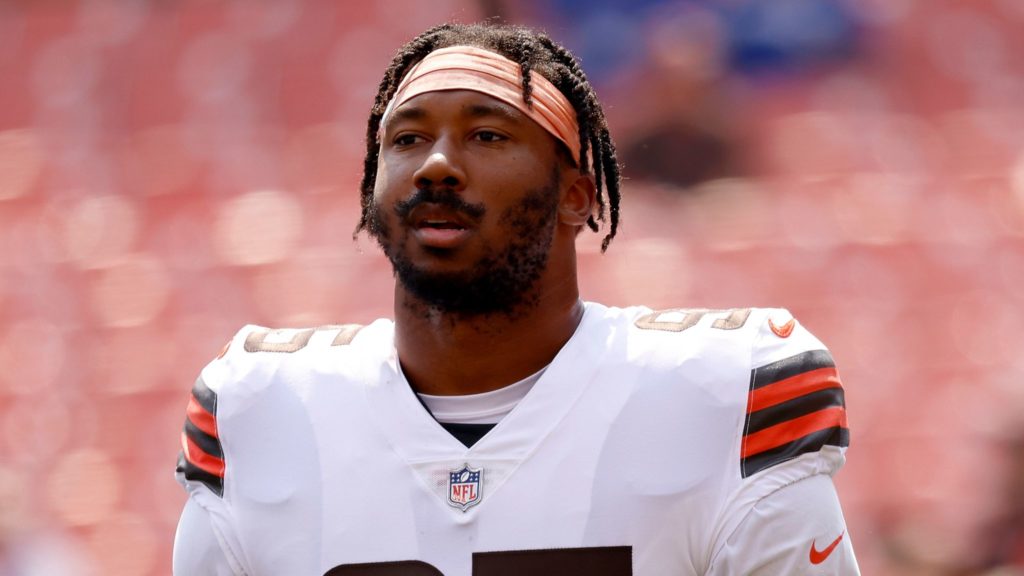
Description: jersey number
324,546,632,575
635,308,750,332
243,324,364,353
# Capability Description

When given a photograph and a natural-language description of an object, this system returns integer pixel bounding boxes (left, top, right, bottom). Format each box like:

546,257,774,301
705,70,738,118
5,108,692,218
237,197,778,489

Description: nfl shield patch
448,464,483,511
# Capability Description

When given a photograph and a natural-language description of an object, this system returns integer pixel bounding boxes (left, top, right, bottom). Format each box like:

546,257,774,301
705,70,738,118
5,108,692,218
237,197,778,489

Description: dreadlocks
354,22,622,252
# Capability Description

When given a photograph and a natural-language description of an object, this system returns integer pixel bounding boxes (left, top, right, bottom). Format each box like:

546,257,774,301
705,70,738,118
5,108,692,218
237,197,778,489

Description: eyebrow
462,101,523,123
382,98,525,134
382,106,427,134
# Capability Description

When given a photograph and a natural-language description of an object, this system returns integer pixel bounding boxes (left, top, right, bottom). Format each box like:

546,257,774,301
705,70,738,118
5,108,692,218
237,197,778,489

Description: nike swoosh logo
809,531,845,565
769,317,796,338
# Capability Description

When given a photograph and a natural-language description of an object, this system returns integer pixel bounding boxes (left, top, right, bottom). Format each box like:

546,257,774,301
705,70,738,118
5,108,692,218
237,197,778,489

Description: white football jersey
175,303,857,575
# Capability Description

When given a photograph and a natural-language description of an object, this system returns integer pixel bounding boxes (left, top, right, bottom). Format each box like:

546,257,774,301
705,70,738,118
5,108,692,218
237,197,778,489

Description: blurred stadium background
1,0,1023,574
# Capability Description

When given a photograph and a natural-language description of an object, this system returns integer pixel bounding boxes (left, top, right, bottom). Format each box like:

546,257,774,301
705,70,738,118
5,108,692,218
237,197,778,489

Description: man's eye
474,131,506,143
393,134,421,146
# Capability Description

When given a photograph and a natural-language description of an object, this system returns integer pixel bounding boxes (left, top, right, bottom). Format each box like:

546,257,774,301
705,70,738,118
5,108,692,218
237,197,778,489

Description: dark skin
373,89,596,396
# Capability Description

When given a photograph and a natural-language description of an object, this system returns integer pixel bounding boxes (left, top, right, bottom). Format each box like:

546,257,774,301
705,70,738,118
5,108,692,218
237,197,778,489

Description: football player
173,22,859,575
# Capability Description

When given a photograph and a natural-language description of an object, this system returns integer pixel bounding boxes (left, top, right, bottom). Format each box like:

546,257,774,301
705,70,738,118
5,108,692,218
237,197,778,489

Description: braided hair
354,22,622,252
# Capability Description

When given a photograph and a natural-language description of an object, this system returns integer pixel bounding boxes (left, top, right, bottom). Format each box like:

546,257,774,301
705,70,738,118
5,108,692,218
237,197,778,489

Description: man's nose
413,139,467,191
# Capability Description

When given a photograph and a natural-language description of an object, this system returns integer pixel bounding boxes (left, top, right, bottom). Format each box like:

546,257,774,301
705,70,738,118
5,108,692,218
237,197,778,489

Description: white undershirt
415,367,547,424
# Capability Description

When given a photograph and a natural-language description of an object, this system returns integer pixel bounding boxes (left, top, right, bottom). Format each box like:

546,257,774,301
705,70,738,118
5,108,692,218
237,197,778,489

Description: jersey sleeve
173,328,256,575
706,474,860,575
740,309,849,479
174,325,260,497
176,374,225,496
708,309,855,571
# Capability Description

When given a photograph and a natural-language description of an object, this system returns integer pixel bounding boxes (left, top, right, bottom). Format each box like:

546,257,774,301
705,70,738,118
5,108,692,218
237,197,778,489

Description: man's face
367,89,566,317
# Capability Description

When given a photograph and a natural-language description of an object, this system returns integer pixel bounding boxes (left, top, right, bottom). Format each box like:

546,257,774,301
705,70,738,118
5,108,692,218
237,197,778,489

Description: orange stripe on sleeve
187,395,218,439
747,367,841,413
181,432,225,477
742,406,848,458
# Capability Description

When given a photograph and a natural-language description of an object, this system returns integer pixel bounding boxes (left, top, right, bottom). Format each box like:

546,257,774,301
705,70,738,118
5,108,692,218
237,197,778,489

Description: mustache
394,187,486,222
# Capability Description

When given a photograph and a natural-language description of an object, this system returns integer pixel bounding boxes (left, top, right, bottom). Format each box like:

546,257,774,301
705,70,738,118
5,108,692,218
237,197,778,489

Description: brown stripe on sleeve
741,350,849,478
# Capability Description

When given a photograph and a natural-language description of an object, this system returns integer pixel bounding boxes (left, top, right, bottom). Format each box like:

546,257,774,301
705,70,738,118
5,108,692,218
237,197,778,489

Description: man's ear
558,172,596,227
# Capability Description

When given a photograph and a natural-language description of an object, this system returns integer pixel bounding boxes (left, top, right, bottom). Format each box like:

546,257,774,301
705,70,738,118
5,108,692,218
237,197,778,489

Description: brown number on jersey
325,546,632,575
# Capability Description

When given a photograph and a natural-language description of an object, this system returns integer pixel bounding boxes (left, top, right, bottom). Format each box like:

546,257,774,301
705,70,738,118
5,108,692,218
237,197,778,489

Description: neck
393,269,584,396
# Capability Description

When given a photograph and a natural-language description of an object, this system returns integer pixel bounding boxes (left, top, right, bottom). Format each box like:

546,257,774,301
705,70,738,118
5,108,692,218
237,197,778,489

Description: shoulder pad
176,323,367,497
201,323,365,392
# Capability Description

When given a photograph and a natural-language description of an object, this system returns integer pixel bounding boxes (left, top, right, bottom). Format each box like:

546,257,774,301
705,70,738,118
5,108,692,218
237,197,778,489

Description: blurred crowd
1,0,1023,574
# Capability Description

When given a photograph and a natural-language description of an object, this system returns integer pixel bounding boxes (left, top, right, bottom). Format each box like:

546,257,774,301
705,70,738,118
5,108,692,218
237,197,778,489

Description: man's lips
416,218,467,230
413,226,471,248
407,204,476,248
408,203,476,230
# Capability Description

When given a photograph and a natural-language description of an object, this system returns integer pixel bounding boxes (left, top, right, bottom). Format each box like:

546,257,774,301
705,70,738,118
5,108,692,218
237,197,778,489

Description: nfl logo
447,464,483,511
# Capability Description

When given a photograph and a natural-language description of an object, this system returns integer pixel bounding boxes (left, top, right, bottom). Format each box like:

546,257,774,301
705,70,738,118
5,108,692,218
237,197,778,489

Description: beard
366,167,561,319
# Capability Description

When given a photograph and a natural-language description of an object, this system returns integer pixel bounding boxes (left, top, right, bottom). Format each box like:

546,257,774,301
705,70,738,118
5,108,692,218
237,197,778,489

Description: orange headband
378,45,582,162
